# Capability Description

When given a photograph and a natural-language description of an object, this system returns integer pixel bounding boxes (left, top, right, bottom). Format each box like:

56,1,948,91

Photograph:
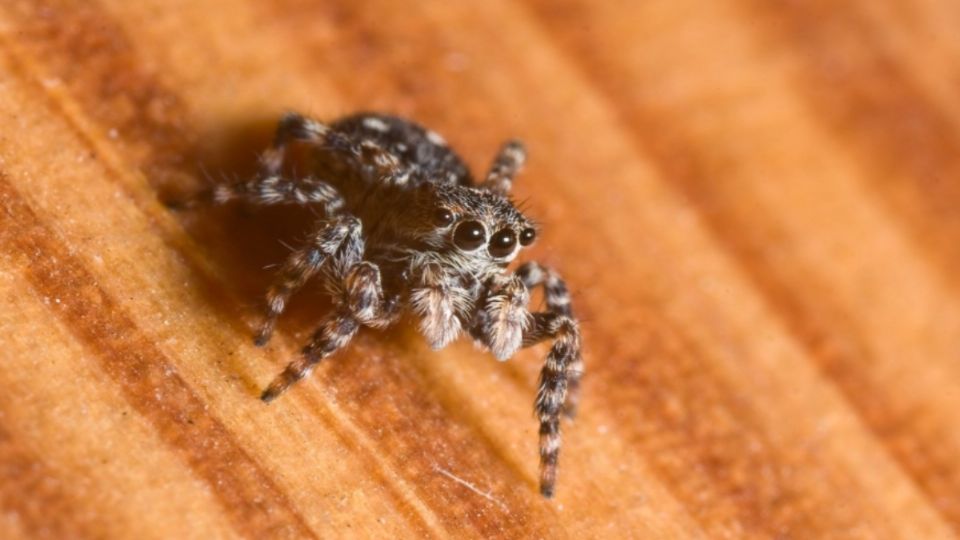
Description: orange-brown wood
1,1,959,538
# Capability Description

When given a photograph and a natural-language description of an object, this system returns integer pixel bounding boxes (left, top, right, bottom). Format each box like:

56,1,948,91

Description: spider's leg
516,261,573,317
170,111,408,210
523,311,582,499
516,262,580,417
255,215,361,346
480,139,526,194
188,175,345,215
260,309,358,402
473,263,581,498
410,262,472,349
168,113,338,210
168,174,344,214
274,113,409,185
260,261,396,403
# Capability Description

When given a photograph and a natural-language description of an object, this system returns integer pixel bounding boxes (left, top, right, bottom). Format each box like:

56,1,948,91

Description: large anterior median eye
489,229,517,257
453,220,486,250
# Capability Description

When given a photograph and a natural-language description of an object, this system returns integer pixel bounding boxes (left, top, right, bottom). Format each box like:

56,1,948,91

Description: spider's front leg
526,311,582,499
340,261,401,329
474,263,581,498
516,262,581,416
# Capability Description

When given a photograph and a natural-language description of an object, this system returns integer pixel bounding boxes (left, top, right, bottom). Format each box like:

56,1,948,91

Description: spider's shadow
160,117,339,387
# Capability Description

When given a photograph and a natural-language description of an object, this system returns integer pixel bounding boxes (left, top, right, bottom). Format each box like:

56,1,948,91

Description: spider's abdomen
332,113,473,187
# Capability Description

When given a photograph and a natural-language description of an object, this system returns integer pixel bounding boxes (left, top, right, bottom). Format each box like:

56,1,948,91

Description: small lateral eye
434,208,455,226
489,229,517,257
453,220,486,250
519,227,537,246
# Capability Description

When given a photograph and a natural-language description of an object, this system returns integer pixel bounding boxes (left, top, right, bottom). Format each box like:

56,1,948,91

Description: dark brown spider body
331,113,474,189
173,112,583,498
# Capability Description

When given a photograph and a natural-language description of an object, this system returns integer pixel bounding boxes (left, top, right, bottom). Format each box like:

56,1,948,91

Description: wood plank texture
1,1,959,538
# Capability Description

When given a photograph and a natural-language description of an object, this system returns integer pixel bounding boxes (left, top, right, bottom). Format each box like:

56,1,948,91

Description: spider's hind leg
169,175,346,215
273,113,409,183
168,113,346,213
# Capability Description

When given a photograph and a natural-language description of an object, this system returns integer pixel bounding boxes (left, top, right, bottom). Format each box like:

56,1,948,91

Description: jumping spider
173,112,583,498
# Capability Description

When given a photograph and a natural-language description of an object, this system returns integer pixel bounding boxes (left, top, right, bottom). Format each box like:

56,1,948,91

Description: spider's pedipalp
473,273,531,361
411,261,473,349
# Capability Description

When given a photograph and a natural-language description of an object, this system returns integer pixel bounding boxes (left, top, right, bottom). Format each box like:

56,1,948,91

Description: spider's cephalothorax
173,112,583,498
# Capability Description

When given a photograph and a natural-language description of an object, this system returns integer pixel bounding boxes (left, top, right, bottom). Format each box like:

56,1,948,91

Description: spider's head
413,183,537,267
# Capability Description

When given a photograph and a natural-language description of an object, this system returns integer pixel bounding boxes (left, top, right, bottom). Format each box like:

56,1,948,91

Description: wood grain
1,1,959,538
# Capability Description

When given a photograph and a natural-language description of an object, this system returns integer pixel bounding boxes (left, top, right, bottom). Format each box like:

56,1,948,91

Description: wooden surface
2,1,960,538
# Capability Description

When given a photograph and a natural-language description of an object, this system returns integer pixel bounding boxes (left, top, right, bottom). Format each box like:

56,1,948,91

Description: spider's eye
489,229,517,258
434,208,455,226
453,220,486,251
519,227,537,246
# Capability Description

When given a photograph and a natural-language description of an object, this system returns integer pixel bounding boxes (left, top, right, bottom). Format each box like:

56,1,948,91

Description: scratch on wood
433,465,509,512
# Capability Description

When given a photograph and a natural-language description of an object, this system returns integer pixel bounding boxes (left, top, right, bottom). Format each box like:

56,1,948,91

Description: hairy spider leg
260,239,396,402
260,311,358,403
268,112,412,185
260,267,394,402
524,311,582,499
340,261,399,328
256,215,361,346
516,261,581,417
473,261,581,498
481,139,526,195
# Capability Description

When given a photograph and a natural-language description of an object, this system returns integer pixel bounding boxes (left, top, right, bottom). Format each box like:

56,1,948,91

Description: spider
172,112,583,498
